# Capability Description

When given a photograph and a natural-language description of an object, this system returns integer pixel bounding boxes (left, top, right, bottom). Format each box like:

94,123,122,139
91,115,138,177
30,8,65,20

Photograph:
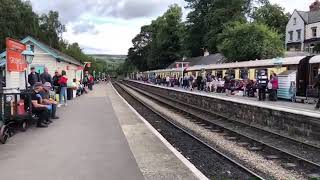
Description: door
32,65,45,74
296,56,313,97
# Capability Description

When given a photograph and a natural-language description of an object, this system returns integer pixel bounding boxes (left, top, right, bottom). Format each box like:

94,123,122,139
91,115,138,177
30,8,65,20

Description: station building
0,36,83,90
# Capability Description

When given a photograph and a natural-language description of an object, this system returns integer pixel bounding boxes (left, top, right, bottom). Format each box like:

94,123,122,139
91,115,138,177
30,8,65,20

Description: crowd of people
141,70,279,102
27,67,95,128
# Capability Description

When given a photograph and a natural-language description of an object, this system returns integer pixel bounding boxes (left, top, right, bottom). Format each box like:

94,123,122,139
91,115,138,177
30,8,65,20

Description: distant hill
87,54,126,64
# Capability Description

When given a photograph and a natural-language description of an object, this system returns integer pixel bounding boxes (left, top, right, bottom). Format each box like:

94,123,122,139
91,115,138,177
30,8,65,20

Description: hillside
87,54,126,64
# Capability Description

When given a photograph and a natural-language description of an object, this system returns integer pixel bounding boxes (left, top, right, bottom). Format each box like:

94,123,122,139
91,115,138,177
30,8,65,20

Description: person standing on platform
28,67,40,87
52,71,61,96
257,70,268,101
269,72,279,101
58,70,68,107
314,74,320,109
40,67,53,85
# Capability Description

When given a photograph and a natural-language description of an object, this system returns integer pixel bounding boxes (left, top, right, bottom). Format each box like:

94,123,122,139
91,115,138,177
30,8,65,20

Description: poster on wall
6,38,27,72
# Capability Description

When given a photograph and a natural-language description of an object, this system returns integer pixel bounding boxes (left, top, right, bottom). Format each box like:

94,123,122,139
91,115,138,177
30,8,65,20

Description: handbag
267,82,273,89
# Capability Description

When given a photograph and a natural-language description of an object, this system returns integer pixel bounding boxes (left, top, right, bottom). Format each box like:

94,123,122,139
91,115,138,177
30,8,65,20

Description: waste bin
67,88,73,100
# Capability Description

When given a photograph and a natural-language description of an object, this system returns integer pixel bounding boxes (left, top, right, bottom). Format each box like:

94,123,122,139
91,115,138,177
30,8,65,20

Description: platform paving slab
0,84,144,180
107,83,203,180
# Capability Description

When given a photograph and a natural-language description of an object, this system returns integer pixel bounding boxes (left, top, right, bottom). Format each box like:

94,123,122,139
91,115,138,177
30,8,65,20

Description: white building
0,36,83,90
285,0,320,53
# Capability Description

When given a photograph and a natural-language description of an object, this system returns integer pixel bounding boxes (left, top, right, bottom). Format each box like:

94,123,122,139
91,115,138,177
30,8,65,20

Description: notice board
6,38,27,72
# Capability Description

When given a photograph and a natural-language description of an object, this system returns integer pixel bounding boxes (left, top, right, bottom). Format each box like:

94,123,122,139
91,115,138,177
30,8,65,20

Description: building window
240,69,248,79
312,27,317,37
297,29,301,40
289,31,293,41
30,44,35,52
294,18,297,25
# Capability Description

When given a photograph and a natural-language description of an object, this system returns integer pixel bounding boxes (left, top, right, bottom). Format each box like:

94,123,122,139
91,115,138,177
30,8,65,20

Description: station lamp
22,45,35,90
22,45,34,65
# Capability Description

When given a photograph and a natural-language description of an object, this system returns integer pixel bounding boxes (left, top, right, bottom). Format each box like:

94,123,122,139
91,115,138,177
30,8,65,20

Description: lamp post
176,56,188,78
22,45,34,90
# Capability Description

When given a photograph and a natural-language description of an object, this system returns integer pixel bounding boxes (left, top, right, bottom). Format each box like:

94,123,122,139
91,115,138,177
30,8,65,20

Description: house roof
295,9,320,24
308,10,320,24
21,36,82,66
0,36,82,67
297,10,309,23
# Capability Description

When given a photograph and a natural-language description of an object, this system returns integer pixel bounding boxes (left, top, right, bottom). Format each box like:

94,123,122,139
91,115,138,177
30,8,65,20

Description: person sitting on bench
40,82,59,120
31,82,52,128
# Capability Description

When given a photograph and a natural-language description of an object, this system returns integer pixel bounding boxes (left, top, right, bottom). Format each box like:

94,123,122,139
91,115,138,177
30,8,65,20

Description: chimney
203,48,209,57
310,0,320,11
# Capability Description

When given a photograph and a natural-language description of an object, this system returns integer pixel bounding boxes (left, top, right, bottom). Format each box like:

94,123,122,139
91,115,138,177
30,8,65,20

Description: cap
43,82,52,88
34,82,43,88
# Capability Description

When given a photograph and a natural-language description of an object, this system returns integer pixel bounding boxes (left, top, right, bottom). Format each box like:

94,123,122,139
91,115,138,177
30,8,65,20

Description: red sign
6,38,27,72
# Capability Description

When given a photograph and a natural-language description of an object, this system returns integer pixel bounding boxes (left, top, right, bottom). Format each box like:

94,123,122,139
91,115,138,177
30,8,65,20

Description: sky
29,0,314,55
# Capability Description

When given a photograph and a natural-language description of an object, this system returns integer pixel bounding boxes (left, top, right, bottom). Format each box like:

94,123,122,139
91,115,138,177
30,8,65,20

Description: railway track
114,82,265,180
121,81,320,179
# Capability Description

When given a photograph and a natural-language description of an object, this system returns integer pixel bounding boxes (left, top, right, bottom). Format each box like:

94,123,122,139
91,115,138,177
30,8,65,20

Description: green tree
147,4,185,69
184,0,269,56
217,22,284,61
126,25,152,71
126,4,185,71
0,0,40,50
252,2,290,38
38,11,66,49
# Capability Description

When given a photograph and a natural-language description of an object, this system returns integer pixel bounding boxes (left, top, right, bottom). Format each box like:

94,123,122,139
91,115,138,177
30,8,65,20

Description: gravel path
123,84,306,180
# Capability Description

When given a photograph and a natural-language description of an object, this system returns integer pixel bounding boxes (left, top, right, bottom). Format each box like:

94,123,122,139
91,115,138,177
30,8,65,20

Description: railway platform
127,80,320,144
129,80,320,117
0,84,202,180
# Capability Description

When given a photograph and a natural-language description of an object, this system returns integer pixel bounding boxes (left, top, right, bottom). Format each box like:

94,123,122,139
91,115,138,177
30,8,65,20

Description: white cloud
29,0,316,55
29,0,186,55
270,0,314,12
63,18,151,54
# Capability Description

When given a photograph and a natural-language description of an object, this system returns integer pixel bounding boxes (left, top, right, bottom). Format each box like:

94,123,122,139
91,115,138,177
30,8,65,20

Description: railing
0,89,33,123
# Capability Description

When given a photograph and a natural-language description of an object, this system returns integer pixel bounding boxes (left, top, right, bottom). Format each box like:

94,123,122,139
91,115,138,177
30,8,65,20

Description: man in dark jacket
257,70,268,101
40,67,53,85
28,67,40,87
314,74,320,109
52,71,61,94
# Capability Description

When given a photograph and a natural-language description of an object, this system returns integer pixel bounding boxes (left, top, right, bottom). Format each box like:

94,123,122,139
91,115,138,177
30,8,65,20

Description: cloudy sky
29,0,314,55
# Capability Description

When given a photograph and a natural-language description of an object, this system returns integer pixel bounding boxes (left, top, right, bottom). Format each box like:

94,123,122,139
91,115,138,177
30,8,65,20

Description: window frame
312,27,317,38
296,29,301,40
289,31,293,41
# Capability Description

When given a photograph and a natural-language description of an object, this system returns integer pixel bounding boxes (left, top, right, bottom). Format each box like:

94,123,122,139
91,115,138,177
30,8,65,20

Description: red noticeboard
6,38,27,72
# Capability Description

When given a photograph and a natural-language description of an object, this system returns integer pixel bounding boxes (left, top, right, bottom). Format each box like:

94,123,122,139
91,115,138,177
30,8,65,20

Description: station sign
6,38,27,72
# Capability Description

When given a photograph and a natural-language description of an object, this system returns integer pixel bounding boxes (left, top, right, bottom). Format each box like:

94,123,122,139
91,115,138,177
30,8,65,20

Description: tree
38,11,66,49
252,2,290,38
147,4,185,70
184,0,268,56
217,22,284,61
126,4,185,71
0,0,40,50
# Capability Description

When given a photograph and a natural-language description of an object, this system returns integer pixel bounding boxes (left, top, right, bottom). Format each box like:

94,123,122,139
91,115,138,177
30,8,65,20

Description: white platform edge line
110,83,209,180
129,80,320,119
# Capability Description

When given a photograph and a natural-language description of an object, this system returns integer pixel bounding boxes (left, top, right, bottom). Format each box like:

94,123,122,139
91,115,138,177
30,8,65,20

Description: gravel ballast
121,83,306,180
114,83,257,180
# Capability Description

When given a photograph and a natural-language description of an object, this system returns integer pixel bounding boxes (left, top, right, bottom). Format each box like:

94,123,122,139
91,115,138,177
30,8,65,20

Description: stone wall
126,80,320,141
